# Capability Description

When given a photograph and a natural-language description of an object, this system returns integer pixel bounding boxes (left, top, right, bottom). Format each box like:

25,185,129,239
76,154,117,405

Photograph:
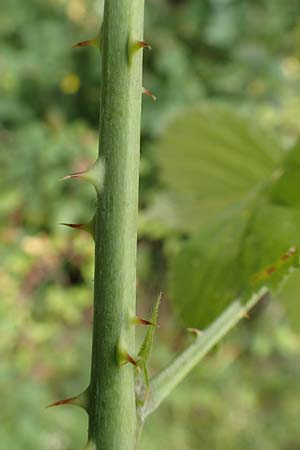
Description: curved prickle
73,29,102,50
127,35,151,65
47,388,89,411
136,40,151,51
60,215,96,239
117,338,139,369
133,316,159,327
142,87,157,101
61,158,105,195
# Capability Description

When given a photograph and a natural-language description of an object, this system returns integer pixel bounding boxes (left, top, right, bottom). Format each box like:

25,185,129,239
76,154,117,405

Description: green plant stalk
142,287,269,419
88,1,145,449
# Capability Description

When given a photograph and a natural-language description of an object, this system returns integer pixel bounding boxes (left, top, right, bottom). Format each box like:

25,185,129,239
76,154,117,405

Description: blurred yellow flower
60,73,80,94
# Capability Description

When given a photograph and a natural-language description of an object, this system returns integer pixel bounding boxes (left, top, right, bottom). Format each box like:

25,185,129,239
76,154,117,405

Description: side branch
142,287,269,419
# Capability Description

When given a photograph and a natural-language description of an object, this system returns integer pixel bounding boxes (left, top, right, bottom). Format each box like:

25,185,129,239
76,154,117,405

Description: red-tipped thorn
120,351,141,372
117,339,140,370
47,389,89,410
73,30,101,51
142,87,157,101
72,40,93,48
59,215,95,239
124,353,139,368
60,171,85,181
134,316,159,327
46,395,79,409
60,223,86,231
137,40,152,51
128,37,151,65
60,159,105,195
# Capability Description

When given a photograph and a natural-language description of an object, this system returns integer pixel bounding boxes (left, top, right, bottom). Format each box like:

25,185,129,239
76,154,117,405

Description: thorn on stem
73,39,93,48
124,353,139,368
187,327,203,337
137,40,151,51
59,216,95,239
72,31,101,50
47,395,78,408
60,222,86,231
61,158,105,195
127,36,152,65
134,316,159,327
142,87,157,101
47,388,89,410
60,171,86,181
121,351,141,373
117,339,140,370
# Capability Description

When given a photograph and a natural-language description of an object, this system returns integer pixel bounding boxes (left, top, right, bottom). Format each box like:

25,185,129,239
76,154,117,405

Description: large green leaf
169,199,300,328
168,143,300,328
153,105,283,231
169,203,252,327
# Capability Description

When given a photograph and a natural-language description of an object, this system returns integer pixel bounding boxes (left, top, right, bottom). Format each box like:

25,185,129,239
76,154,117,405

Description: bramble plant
47,2,300,450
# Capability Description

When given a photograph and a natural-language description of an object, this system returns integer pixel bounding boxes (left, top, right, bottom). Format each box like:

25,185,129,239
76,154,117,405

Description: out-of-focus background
1,0,300,449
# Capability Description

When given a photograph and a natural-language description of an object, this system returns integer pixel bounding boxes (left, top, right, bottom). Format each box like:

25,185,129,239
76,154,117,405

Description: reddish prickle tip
143,88,157,101
120,351,140,371
72,40,92,48
60,171,85,181
138,40,151,51
134,316,159,327
46,395,78,408
124,353,138,368
117,338,140,370
60,223,85,230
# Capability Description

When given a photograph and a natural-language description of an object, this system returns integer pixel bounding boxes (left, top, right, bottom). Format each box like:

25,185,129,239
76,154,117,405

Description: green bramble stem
87,1,145,449
53,2,279,449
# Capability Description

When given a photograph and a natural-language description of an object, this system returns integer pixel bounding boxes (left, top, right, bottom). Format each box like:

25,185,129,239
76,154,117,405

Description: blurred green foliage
149,105,282,232
154,108,300,327
1,0,300,449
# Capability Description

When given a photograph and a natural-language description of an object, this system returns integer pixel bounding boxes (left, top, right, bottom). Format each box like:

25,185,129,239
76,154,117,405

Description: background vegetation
1,0,300,449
